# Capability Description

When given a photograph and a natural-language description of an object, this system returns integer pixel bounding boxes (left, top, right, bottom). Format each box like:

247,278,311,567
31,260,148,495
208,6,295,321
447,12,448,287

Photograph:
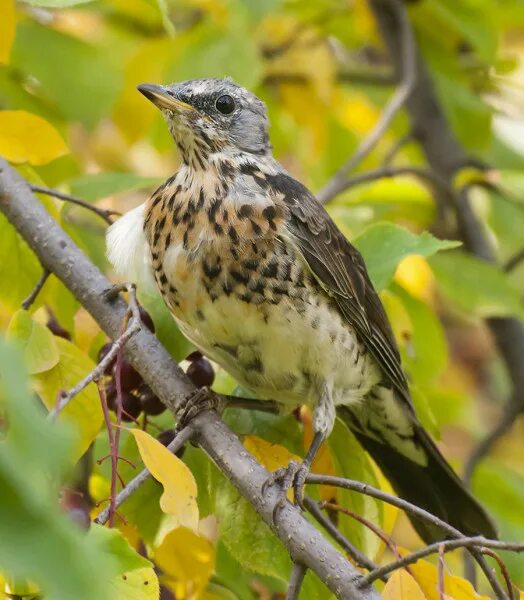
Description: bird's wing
268,172,411,405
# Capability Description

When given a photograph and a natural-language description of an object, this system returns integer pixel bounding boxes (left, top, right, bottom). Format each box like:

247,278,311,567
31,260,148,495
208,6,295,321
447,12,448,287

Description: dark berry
97,342,116,375
159,586,176,600
185,350,203,362
186,356,214,388
105,379,117,411
116,360,142,391
138,384,165,416
60,491,91,531
47,314,71,340
119,391,142,422
157,429,185,458
157,429,176,447
139,306,155,333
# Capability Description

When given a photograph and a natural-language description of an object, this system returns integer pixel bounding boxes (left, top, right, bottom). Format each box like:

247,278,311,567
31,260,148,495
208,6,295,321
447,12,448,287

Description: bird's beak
137,83,193,112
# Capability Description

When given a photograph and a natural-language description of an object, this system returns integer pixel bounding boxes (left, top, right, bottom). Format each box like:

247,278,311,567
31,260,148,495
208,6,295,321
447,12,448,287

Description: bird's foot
175,387,220,431
262,459,310,521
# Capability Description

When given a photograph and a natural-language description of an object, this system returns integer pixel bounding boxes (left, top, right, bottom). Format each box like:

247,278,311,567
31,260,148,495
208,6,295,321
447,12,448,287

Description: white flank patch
105,203,155,290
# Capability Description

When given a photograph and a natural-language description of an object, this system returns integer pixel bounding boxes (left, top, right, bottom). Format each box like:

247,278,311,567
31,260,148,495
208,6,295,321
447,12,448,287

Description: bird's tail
337,406,497,543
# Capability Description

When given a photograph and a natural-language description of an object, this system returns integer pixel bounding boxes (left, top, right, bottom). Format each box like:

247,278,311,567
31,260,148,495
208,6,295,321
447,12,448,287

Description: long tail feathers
338,407,497,543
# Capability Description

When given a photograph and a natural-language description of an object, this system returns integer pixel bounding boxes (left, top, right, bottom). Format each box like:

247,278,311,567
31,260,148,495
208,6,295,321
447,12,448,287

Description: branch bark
0,158,379,600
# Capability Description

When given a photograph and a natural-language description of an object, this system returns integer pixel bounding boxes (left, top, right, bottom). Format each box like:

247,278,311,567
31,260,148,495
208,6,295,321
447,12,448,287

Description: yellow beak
137,83,194,112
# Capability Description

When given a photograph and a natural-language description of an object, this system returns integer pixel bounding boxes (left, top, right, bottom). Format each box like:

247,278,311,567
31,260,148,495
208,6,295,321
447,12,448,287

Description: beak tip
136,83,162,103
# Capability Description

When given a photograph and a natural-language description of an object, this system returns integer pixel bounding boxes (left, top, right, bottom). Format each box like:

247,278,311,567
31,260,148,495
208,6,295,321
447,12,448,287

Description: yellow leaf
400,550,490,600
0,0,15,64
109,567,159,600
382,570,427,600
154,527,214,598
33,337,103,462
130,429,198,530
244,435,300,502
394,256,435,302
113,38,176,142
0,111,68,165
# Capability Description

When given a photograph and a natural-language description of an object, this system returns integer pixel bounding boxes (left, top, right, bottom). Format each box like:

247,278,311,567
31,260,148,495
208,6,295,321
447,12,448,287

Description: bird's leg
262,385,334,516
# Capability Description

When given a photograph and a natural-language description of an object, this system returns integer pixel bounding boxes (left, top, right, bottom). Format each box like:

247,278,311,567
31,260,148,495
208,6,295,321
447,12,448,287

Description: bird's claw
175,387,220,431
262,459,310,522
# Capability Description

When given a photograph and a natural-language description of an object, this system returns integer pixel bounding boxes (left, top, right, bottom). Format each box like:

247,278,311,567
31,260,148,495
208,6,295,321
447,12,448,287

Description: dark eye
215,94,235,115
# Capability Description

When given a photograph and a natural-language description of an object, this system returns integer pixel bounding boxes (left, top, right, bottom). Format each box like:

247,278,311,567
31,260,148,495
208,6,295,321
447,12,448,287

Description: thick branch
0,158,379,600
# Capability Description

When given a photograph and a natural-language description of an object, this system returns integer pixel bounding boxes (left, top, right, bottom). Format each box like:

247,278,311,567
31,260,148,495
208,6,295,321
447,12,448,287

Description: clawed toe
176,388,219,430
262,460,310,521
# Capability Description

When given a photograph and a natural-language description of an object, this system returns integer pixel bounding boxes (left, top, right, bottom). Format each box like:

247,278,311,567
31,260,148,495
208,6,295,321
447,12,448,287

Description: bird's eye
215,94,235,115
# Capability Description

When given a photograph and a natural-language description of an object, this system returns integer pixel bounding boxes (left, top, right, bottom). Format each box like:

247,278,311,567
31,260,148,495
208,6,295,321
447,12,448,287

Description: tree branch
317,0,416,204
286,562,307,600
31,184,120,224
306,474,509,600
0,157,380,600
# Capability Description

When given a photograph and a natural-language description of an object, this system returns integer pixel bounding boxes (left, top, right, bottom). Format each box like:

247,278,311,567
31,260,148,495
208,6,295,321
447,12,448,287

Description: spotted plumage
107,77,496,543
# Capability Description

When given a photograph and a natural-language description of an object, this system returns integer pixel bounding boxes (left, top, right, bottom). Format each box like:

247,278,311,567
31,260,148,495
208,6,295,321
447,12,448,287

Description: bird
106,77,496,543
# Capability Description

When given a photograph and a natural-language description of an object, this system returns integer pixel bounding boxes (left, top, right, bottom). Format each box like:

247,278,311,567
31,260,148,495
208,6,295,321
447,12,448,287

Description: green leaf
67,172,163,202
215,473,291,581
0,213,42,310
327,418,383,557
33,337,104,461
166,23,262,89
353,222,460,291
429,252,524,319
392,284,448,385
0,338,117,600
6,310,59,374
10,21,122,127
88,525,152,573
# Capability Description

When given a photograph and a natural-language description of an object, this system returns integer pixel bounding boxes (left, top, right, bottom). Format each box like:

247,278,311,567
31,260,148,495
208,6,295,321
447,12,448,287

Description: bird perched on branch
107,77,496,543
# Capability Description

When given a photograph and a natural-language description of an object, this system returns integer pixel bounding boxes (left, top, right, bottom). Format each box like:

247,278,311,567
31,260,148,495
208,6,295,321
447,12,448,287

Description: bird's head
137,78,270,167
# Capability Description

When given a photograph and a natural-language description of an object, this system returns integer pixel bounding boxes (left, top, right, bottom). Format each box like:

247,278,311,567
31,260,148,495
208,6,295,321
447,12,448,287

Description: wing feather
268,172,411,403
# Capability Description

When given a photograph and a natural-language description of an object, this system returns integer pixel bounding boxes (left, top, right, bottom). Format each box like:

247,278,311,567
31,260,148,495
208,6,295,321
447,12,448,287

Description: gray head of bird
137,78,271,163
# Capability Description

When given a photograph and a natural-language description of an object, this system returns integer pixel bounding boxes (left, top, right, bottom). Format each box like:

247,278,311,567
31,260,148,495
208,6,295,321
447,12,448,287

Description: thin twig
481,548,515,600
503,248,524,272
31,184,120,225
319,164,451,202
358,536,524,586
321,501,402,563
286,562,307,600
94,425,194,526
21,267,50,310
437,544,446,600
303,496,381,576
48,283,142,419
317,0,416,204
306,474,508,600
382,131,414,166
463,400,522,485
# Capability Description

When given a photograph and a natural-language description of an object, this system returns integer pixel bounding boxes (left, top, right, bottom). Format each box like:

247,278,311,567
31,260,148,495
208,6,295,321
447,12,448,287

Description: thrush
107,77,496,543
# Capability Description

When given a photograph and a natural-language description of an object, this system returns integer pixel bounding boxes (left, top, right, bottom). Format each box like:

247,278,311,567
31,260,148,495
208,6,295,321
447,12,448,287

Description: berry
139,306,155,333
157,429,176,447
116,360,142,391
186,350,203,362
119,391,142,422
105,379,117,411
138,384,165,416
60,491,91,531
186,356,214,388
97,342,116,375
157,429,185,458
